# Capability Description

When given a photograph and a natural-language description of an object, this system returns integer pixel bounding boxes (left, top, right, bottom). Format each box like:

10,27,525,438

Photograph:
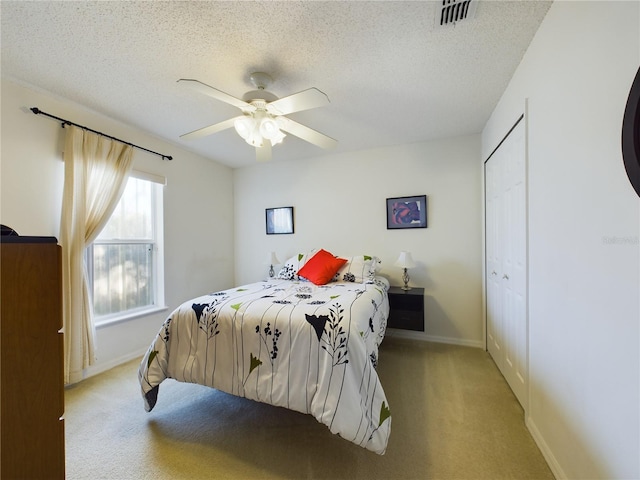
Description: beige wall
233,136,484,346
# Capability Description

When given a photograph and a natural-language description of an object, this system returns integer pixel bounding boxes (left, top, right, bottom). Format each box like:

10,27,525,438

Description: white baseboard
426,334,484,349
82,348,147,381
526,415,566,480
386,328,484,349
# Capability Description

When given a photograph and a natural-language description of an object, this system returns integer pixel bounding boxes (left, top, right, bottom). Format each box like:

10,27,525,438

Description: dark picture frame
386,195,427,229
266,206,294,234
622,66,640,198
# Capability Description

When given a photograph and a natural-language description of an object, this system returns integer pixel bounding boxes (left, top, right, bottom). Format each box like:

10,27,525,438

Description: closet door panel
485,118,528,410
485,152,503,366
504,122,527,407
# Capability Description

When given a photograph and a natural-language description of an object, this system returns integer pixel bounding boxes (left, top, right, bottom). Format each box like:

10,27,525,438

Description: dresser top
0,236,57,244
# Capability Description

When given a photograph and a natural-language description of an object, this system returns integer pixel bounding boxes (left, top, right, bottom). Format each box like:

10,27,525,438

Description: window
86,174,165,325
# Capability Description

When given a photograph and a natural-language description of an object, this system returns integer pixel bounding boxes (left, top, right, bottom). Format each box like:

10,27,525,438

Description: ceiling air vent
436,0,478,27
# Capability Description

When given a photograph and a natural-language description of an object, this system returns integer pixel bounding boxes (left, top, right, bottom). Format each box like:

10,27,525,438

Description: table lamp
394,251,416,290
266,251,280,277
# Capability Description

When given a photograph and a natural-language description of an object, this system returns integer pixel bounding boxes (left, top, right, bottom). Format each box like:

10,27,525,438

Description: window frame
86,172,166,327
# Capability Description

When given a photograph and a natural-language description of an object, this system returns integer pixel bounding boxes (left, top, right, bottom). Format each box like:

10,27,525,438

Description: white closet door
486,149,503,365
485,118,528,410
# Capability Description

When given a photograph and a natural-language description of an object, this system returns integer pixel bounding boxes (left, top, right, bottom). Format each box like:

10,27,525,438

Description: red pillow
297,249,347,285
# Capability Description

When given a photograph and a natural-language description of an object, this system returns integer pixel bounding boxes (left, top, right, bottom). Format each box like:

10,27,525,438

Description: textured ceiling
1,1,552,168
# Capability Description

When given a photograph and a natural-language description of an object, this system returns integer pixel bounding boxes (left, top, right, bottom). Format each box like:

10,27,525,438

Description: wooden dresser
1,237,65,479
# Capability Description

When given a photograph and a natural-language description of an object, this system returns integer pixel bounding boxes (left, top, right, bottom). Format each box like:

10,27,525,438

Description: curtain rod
30,107,173,161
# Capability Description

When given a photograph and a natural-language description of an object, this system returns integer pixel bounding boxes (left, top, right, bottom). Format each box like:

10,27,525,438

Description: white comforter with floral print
138,278,391,454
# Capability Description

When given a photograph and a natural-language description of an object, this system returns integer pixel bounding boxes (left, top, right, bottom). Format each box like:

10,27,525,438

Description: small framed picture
386,195,427,229
266,206,294,234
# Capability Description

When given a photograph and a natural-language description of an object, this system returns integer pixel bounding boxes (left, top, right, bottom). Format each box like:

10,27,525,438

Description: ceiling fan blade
256,140,272,162
180,116,241,140
178,79,256,113
266,88,330,115
278,117,337,150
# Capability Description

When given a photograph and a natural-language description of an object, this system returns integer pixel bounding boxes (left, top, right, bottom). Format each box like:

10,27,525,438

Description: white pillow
276,249,318,280
334,255,380,283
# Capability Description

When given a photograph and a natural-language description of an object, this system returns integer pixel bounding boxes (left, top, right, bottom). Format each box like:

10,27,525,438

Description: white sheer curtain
60,125,134,384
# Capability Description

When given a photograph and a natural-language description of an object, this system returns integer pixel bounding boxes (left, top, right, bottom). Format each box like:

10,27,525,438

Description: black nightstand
387,286,425,331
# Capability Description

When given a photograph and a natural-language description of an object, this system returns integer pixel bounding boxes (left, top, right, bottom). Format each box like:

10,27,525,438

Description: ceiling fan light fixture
234,116,263,147
259,117,280,139
270,128,286,145
261,115,286,145
234,116,253,140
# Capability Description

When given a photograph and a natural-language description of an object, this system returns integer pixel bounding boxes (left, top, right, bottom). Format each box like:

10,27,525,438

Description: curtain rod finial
30,107,41,114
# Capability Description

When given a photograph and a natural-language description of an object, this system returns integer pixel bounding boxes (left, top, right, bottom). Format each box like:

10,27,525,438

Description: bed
138,250,392,454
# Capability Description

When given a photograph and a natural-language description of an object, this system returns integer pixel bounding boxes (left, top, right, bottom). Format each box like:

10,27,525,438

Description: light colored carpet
64,337,554,479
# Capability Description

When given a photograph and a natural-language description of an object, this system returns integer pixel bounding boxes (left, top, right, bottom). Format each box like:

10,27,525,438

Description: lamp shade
394,251,416,269
259,118,280,139
234,116,253,140
266,251,281,265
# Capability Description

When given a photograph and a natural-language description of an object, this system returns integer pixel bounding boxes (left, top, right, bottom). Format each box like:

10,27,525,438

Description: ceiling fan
178,73,337,162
